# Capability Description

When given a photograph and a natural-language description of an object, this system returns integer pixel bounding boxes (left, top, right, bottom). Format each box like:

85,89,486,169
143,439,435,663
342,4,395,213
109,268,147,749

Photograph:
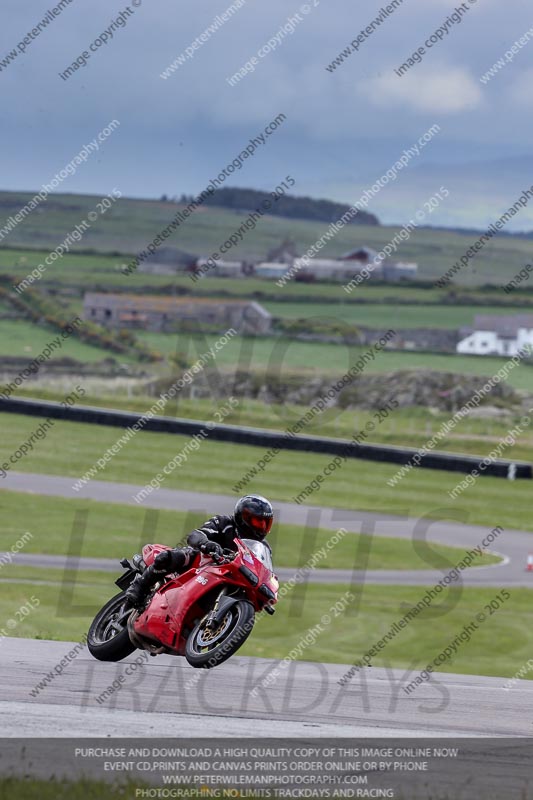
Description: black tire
185,599,255,669
87,592,137,662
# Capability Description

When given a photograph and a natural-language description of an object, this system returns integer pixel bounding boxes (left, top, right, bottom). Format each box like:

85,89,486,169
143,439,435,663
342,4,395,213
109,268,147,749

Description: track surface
2,470,533,586
2,638,532,737
2,471,532,739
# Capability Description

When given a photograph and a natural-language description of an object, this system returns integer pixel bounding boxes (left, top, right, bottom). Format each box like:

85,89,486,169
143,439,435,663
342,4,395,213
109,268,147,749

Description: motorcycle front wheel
87,592,136,662
185,599,254,668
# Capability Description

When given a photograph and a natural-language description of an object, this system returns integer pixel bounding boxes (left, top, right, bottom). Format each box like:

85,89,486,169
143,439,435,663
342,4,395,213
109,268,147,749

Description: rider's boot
124,565,161,608
124,547,195,608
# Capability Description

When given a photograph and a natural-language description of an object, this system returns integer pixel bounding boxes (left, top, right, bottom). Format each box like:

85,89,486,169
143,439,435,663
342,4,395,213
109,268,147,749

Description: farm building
283,255,418,283
82,293,272,334
341,246,380,262
194,258,246,278
254,243,418,283
266,238,299,264
341,247,418,281
137,247,198,275
456,314,533,356
254,262,293,280
382,261,418,280
290,258,360,282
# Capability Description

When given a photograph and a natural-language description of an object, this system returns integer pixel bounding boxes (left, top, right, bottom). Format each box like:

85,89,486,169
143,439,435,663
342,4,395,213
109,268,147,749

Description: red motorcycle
87,538,278,668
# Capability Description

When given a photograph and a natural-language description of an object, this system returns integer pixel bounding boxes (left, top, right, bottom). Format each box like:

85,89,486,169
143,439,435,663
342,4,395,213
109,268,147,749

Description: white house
456,314,533,356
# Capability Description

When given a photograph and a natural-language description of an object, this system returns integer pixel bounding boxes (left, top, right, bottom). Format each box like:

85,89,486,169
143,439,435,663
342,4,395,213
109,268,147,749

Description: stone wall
290,327,460,353
150,368,522,411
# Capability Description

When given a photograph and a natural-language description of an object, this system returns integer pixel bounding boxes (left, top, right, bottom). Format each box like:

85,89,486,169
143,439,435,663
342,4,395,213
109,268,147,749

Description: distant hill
1,189,533,288
191,186,380,227
349,155,533,233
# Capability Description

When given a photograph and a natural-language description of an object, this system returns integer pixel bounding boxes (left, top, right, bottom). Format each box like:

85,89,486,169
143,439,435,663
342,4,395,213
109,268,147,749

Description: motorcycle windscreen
241,538,274,572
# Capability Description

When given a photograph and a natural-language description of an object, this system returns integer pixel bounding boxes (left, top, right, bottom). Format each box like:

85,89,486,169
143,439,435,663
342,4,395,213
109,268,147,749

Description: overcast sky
2,0,533,228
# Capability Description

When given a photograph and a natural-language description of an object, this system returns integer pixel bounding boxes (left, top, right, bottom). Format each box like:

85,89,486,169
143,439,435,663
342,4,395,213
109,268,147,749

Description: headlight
239,565,259,586
259,584,276,601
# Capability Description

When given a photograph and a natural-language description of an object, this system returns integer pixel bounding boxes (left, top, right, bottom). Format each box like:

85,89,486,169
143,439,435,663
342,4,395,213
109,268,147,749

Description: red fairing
141,543,172,567
133,539,278,655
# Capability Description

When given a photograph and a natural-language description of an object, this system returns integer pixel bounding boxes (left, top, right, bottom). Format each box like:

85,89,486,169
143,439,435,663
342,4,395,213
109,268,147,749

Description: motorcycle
87,538,279,668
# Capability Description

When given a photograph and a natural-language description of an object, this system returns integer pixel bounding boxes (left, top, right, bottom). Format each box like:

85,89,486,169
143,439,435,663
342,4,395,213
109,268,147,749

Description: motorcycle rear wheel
185,599,254,668
87,592,136,662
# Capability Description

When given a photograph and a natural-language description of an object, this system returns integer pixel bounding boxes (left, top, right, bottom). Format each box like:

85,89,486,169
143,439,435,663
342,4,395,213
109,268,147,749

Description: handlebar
207,548,236,565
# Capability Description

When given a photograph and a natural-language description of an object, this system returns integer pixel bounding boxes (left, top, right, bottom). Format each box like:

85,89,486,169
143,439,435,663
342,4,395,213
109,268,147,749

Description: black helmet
234,495,273,540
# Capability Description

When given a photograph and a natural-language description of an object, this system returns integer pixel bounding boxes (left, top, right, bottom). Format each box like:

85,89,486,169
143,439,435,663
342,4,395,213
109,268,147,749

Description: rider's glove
153,550,173,571
200,541,223,558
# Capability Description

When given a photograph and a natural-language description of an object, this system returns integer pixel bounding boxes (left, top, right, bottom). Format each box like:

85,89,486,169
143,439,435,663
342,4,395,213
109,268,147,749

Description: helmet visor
242,508,273,536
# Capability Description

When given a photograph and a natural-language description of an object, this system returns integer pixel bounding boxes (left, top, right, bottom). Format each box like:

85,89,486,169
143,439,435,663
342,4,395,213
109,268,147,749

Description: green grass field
247,583,530,681
5,243,533,303
132,329,533,390
5,244,533,309
13,388,532,459
1,189,533,286
0,778,137,800
2,191,533,696
0,413,530,531
0,318,114,362
3,296,533,387
0,492,497,571
2,305,533,398
0,573,528,680
263,302,519,329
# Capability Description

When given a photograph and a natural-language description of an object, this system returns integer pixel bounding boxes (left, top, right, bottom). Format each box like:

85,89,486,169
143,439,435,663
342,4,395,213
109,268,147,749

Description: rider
124,494,274,608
